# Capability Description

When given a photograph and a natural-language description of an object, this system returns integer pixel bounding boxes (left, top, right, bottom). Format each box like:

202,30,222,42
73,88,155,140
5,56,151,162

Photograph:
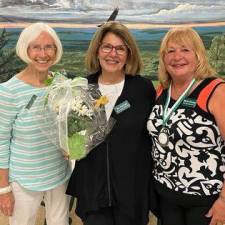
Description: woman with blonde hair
147,27,225,225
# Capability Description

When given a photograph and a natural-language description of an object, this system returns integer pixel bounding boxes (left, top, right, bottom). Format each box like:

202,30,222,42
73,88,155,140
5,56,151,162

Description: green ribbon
162,78,196,126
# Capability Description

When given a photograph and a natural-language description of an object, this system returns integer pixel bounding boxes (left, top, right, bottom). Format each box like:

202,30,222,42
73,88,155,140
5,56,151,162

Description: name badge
114,100,131,114
25,95,38,109
182,98,196,108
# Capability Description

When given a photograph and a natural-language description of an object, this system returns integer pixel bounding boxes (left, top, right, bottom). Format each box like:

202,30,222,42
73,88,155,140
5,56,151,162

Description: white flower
78,130,86,136
70,96,94,119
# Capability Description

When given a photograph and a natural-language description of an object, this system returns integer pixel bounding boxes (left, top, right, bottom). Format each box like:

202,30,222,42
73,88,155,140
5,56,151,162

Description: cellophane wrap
39,73,115,160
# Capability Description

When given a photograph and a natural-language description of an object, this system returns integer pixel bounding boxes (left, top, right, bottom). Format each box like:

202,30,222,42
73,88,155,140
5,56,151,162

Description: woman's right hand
0,192,14,216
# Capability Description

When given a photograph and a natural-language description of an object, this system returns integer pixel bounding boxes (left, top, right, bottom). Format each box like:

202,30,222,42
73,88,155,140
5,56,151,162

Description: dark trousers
83,207,136,225
159,195,211,225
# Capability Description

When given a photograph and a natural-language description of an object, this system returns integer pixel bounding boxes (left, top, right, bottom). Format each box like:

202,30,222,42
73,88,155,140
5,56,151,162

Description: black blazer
66,73,156,225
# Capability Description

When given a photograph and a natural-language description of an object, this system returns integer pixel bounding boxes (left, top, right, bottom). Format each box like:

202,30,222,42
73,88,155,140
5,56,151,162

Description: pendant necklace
158,78,196,147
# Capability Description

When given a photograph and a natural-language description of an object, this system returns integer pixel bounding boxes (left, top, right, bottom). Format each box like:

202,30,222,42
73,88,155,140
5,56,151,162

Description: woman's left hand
61,149,70,160
206,197,225,225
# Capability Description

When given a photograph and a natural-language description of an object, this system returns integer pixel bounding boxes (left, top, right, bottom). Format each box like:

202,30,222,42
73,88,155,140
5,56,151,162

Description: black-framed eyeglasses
29,44,56,53
100,43,128,55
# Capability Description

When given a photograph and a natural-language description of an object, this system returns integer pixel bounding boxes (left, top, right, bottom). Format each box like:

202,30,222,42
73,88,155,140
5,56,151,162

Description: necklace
158,78,196,147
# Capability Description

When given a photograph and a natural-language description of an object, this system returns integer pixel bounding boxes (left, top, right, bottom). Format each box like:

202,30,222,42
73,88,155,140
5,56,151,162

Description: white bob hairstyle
16,22,63,65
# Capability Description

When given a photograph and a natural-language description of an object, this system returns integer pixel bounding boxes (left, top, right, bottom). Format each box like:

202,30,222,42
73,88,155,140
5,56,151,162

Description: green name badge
182,98,196,108
114,100,131,114
25,95,38,109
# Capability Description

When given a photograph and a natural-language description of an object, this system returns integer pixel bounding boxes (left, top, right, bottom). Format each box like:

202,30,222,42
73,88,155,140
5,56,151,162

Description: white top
99,79,125,120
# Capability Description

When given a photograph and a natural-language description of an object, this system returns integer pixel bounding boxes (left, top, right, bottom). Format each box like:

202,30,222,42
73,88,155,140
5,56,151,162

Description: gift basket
39,72,114,160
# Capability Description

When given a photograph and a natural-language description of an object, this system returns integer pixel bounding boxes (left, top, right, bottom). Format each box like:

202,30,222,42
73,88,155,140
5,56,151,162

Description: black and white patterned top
147,78,225,196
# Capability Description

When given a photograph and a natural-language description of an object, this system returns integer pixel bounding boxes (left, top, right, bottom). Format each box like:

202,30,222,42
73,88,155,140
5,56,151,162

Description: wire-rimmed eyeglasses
29,44,56,53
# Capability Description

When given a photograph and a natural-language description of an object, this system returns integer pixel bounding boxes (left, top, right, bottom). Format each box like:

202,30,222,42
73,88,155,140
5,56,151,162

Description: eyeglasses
29,44,56,53
100,43,128,55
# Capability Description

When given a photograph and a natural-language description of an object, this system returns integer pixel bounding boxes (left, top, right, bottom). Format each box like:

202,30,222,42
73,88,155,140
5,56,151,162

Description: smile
105,59,120,64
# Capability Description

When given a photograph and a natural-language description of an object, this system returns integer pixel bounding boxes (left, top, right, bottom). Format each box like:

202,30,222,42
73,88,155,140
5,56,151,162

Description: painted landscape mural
0,0,225,82
0,0,225,24
0,1,225,225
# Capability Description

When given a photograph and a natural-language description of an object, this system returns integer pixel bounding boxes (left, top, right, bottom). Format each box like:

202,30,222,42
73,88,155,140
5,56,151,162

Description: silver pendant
158,127,169,147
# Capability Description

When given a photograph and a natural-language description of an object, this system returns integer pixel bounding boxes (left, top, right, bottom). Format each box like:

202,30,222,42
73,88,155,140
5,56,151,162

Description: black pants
159,195,211,225
83,207,136,225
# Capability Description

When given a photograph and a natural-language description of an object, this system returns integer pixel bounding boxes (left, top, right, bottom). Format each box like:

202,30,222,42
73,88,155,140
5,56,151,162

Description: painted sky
0,0,225,24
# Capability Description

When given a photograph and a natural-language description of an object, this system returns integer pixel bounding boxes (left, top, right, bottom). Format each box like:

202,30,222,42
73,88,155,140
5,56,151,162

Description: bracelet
0,185,12,195
219,194,225,204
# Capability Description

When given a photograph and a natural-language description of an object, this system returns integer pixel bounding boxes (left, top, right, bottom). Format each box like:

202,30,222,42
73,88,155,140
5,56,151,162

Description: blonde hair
16,22,63,65
85,21,143,75
158,27,216,88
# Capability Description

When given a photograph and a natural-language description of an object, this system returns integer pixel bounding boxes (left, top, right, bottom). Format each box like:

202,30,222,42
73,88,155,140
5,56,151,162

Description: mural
0,1,225,225
0,0,225,82
0,0,225,23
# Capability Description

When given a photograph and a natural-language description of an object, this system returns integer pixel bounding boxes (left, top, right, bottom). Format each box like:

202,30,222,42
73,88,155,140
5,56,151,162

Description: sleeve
0,85,18,168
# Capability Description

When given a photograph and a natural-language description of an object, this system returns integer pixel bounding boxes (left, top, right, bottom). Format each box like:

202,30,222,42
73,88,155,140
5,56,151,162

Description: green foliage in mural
0,29,225,83
53,51,86,78
52,50,159,80
0,28,24,82
209,34,225,75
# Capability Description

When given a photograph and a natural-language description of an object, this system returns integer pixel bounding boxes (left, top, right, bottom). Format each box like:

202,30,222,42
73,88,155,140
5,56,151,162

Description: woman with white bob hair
0,22,71,225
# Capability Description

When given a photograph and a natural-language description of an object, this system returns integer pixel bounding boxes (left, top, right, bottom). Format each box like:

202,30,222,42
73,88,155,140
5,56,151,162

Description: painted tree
208,34,225,75
150,56,159,80
0,28,24,83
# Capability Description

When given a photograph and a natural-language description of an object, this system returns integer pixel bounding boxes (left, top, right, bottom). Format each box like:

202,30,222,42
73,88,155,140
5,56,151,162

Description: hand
0,192,14,216
206,197,225,225
61,149,70,160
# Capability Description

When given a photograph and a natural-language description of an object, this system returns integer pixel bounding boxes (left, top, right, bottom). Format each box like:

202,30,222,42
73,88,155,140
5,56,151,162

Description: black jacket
66,73,156,224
